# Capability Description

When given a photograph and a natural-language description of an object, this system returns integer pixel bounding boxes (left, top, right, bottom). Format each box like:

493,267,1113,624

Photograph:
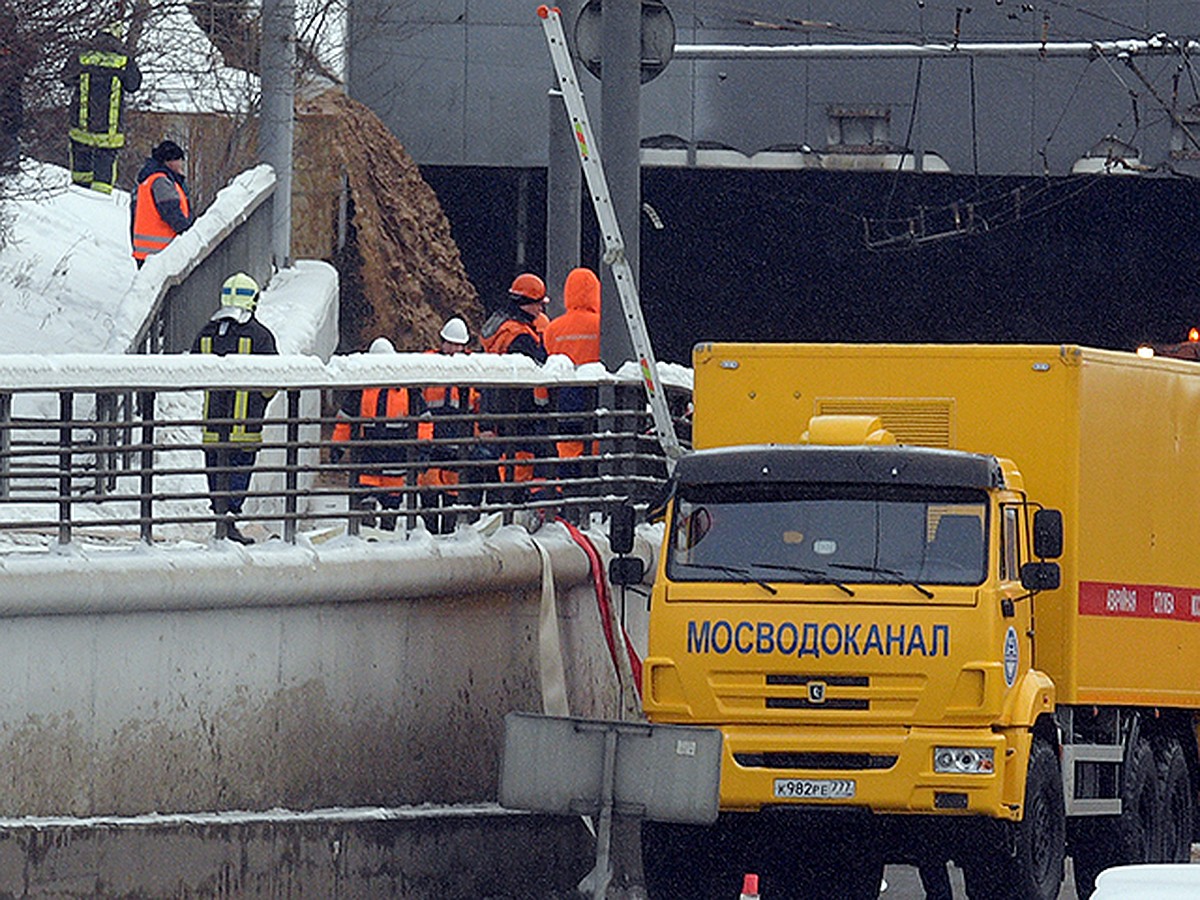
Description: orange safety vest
332,386,411,488
480,319,550,406
480,317,539,355
132,172,189,261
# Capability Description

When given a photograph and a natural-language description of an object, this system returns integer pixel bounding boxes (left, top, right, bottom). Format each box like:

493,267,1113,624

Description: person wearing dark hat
62,22,140,194
130,139,192,267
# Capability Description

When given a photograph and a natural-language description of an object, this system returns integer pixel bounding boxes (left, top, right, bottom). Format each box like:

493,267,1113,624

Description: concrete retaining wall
0,524,640,817
0,521,662,894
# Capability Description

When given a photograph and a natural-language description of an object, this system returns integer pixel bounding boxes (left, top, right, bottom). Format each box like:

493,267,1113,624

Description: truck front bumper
719,724,1025,820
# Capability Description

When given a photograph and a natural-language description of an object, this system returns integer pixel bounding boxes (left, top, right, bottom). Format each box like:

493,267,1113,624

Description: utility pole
260,0,295,271
546,1,583,317
599,0,640,366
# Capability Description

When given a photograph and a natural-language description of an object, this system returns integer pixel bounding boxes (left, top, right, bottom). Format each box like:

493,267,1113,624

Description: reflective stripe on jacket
192,314,279,444
132,171,190,260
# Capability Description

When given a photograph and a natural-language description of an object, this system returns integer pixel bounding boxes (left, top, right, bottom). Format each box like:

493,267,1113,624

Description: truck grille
734,751,898,771
709,671,925,718
765,674,869,710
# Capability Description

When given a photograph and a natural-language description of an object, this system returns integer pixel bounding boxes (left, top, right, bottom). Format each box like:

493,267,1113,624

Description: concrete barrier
0,523,647,815
0,521,659,894
0,806,596,898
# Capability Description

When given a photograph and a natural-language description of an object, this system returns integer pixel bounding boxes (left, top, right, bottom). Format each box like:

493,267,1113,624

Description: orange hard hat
509,273,546,302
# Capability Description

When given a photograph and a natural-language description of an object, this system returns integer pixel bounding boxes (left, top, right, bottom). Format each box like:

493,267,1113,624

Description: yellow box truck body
640,343,1200,900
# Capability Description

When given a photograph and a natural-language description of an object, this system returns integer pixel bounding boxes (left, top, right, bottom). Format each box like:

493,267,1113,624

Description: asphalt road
880,860,1079,899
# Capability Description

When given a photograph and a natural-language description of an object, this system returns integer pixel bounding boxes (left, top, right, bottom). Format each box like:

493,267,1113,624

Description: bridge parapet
0,352,691,551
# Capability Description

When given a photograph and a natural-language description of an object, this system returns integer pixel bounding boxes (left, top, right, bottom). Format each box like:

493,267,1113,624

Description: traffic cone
739,873,760,900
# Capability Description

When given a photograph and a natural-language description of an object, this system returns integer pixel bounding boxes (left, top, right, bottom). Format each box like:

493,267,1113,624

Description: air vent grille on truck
815,397,954,447
733,751,899,771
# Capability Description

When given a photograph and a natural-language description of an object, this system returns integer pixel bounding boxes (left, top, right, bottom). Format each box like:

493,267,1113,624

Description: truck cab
641,417,1064,899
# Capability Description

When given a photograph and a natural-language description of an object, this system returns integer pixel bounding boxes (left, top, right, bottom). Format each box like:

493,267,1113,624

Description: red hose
559,518,643,698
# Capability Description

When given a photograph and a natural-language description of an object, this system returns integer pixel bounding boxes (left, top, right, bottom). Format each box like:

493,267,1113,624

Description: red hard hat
509,273,546,302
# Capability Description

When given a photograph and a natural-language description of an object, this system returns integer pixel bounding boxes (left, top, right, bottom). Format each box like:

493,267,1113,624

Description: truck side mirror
1032,509,1063,559
609,556,645,587
1020,561,1061,592
610,503,635,555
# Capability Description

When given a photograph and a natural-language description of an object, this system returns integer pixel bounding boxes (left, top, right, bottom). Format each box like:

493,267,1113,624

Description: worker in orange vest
480,274,550,497
415,317,478,533
131,139,191,266
332,337,416,531
544,266,601,479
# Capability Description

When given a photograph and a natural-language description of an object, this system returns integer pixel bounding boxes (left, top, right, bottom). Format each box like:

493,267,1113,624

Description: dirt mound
298,90,482,352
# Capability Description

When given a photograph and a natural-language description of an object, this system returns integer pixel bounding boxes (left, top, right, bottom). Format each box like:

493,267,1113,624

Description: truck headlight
933,747,995,774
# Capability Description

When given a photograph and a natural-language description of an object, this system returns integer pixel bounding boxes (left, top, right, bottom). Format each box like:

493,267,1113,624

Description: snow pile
0,161,137,354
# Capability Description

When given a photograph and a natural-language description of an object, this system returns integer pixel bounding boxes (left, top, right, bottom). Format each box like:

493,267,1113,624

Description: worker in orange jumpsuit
543,267,601,501
331,337,416,531
480,273,550,501
415,317,478,533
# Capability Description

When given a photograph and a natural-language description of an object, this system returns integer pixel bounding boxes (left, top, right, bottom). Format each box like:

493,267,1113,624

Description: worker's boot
224,515,254,545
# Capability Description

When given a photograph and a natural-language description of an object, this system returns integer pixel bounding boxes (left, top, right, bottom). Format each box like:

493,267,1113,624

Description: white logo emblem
807,681,827,704
1004,626,1019,688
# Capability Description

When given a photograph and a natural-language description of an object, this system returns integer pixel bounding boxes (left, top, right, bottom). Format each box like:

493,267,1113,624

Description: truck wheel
1071,736,1161,896
1155,738,1194,863
962,737,1065,900
641,818,745,900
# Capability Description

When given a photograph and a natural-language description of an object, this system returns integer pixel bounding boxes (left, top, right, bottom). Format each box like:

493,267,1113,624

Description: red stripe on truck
1079,580,1200,622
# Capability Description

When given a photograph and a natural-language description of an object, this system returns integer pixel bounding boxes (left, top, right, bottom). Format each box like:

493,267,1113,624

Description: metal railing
0,363,691,549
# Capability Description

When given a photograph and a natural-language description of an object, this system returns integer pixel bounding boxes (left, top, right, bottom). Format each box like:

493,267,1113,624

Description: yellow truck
637,344,1200,900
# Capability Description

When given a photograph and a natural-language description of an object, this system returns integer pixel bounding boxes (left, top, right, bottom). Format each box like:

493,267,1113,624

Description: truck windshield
667,482,988,588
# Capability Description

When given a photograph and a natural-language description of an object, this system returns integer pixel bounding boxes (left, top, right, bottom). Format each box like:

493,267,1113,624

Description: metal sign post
499,712,722,898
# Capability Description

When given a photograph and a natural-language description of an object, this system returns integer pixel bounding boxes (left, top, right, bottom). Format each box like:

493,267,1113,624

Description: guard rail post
0,392,10,500
284,389,300,543
58,391,73,545
139,390,155,544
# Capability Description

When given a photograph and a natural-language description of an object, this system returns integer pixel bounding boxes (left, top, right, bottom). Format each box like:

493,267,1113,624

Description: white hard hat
439,317,470,345
368,336,395,354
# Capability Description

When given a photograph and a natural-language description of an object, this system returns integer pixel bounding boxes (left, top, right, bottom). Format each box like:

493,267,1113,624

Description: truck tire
961,737,1065,900
1155,738,1194,864
1071,736,1160,896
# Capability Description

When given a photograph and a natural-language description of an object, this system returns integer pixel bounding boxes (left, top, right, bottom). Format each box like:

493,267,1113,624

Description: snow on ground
0,161,138,354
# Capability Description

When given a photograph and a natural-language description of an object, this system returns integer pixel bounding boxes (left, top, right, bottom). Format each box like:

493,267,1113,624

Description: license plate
773,778,856,800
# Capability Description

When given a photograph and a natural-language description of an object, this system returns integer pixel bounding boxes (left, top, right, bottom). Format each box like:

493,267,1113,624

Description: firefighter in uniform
332,337,417,532
62,23,140,194
480,274,551,502
414,317,479,533
131,140,192,266
191,272,278,544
